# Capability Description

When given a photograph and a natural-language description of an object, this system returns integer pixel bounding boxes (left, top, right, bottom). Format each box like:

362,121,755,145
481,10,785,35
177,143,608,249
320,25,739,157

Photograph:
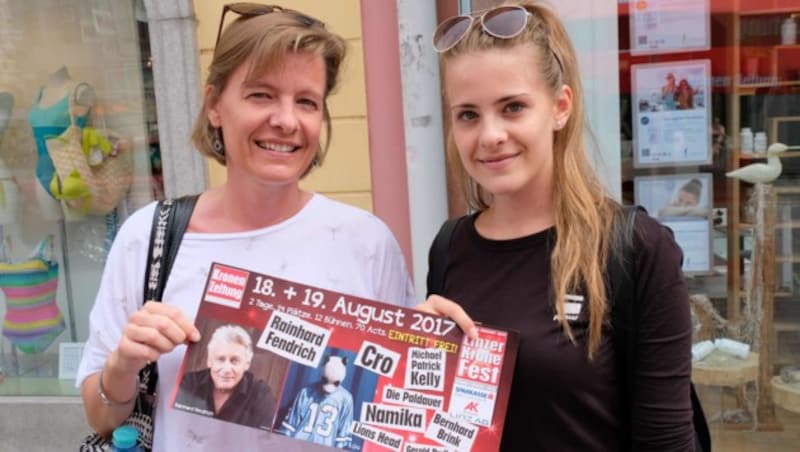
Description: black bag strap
609,205,711,452
139,194,199,396
144,194,200,301
608,205,643,452
426,216,464,297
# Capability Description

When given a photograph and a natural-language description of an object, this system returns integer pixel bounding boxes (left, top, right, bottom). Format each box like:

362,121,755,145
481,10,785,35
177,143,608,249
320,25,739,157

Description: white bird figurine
726,142,791,184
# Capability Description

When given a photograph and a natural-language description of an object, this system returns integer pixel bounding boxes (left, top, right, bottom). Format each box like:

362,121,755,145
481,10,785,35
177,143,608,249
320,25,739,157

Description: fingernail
468,327,479,340
190,331,201,342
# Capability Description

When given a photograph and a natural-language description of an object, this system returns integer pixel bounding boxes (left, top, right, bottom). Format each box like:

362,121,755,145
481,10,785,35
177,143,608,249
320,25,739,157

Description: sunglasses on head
216,2,326,47
433,5,533,53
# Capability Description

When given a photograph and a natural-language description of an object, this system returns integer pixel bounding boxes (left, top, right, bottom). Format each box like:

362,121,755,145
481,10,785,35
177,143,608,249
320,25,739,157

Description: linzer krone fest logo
204,264,249,309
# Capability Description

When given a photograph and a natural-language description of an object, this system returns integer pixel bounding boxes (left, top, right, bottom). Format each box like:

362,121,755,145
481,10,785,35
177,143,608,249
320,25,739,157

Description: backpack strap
426,216,464,297
608,205,641,452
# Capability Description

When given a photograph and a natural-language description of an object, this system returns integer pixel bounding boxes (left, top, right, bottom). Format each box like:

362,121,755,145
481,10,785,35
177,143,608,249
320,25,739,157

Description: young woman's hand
416,294,478,339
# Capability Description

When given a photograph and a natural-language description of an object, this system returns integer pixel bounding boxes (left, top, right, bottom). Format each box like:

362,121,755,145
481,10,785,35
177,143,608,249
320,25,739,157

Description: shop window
0,0,159,396
620,0,800,447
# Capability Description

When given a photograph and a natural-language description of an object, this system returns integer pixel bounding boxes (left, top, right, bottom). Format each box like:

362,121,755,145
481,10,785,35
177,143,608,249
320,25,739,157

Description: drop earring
212,127,225,159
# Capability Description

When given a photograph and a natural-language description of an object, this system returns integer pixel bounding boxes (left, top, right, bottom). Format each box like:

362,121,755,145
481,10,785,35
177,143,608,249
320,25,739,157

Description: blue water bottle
111,425,143,452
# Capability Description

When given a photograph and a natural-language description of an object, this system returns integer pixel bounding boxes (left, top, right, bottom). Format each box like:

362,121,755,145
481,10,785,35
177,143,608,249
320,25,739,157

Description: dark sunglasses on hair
216,2,326,46
433,5,532,53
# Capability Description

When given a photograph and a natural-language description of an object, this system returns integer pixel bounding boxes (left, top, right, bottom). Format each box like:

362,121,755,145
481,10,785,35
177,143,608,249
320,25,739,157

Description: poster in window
635,173,713,273
629,0,710,56
631,60,712,168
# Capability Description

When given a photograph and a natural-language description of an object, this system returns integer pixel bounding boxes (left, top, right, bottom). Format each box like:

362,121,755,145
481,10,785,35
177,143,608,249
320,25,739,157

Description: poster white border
631,59,712,168
634,173,714,274
629,0,711,56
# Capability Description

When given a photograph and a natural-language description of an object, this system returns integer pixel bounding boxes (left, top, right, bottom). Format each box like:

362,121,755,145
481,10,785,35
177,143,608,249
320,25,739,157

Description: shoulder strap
143,194,200,302
426,216,463,297
609,205,641,452
610,205,711,452
139,194,199,397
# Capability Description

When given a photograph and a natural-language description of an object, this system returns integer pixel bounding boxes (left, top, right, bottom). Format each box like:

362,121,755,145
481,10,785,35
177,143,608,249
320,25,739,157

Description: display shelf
693,351,759,386
738,221,800,230
777,256,800,263
740,8,800,16
771,377,800,414
737,80,800,90
741,151,800,159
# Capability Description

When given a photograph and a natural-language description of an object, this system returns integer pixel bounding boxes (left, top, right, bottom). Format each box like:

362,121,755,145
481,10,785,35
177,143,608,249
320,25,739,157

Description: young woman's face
207,340,251,392
445,45,569,201
207,52,325,190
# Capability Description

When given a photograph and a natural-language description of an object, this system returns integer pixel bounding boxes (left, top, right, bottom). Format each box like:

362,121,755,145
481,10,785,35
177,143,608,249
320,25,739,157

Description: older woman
77,5,415,451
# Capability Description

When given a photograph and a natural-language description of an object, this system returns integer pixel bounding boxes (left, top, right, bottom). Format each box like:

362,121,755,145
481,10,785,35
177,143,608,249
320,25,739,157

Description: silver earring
212,128,225,158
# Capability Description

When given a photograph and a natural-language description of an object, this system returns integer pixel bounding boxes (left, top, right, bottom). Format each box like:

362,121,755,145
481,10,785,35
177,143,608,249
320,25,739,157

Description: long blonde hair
190,10,346,177
440,1,618,358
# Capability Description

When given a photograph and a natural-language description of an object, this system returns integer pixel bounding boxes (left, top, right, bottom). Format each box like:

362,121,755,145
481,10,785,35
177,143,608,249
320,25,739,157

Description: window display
619,0,800,448
0,0,157,396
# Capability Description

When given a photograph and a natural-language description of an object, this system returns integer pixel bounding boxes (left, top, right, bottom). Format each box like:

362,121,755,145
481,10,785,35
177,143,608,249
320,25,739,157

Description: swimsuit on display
27,87,88,198
0,235,65,354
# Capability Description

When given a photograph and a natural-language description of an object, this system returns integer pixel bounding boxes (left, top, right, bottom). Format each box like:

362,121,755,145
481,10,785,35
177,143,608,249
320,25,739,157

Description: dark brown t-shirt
439,212,694,451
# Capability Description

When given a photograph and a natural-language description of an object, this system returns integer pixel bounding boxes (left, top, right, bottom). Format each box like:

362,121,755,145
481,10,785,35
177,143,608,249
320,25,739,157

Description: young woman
418,2,695,450
77,5,415,450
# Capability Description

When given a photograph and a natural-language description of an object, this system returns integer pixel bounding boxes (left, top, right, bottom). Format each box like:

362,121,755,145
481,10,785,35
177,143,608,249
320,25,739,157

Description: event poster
172,263,519,452
631,60,712,168
629,0,710,55
635,173,714,273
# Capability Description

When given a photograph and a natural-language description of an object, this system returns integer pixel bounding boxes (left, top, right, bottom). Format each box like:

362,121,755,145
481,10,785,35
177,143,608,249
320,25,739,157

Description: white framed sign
661,217,713,274
631,60,712,168
634,173,713,220
58,342,85,380
629,0,710,56
635,173,714,274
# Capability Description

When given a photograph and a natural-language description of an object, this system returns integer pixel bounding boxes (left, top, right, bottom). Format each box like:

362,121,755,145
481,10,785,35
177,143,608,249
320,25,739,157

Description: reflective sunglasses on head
433,5,532,53
216,2,326,46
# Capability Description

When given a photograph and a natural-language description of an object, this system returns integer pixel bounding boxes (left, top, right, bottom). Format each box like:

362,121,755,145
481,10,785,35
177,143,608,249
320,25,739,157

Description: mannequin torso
28,66,94,220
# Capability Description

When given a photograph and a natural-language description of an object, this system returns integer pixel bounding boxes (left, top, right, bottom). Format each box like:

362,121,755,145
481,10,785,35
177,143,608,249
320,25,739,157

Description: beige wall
193,0,374,212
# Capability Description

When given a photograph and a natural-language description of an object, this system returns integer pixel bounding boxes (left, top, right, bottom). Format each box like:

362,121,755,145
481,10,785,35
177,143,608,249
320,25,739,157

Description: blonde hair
191,10,347,177
440,1,619,359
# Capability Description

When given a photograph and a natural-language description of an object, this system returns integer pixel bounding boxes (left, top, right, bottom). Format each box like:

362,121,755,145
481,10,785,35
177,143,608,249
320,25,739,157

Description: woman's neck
477,185,555,240
193,182,312,233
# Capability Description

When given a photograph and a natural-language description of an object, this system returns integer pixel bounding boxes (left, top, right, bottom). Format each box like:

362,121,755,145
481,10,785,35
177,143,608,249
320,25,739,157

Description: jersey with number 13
279,385,354,448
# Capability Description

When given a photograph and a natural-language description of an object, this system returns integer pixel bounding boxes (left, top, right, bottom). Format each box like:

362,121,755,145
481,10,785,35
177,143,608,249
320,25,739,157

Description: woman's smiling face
444,44,569,202
207,51,326,190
